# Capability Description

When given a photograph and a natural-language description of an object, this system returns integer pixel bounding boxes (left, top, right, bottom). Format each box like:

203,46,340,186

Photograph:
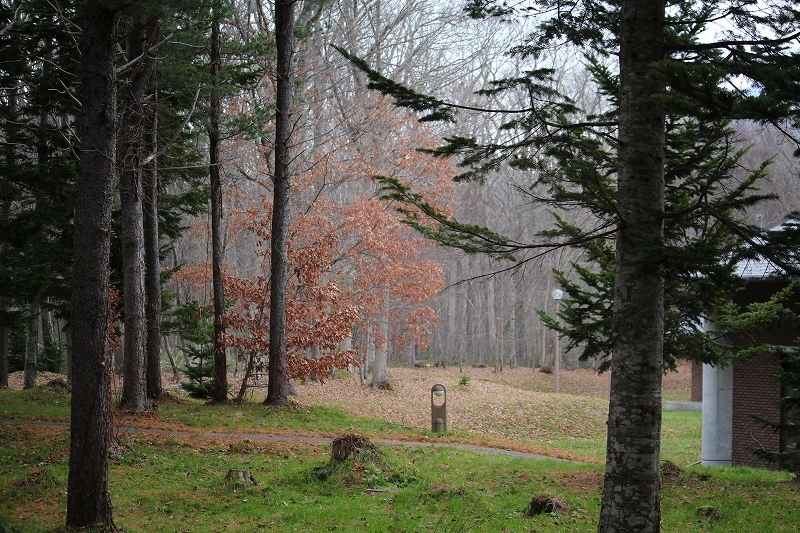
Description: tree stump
225,469,258,486
331,434,379,463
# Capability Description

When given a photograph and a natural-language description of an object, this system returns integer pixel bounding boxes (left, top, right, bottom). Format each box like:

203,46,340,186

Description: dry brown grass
290,363,691,446
7,363,691,455
6,371,67,390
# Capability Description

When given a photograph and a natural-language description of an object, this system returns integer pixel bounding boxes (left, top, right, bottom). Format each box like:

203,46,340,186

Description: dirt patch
550,470,604,493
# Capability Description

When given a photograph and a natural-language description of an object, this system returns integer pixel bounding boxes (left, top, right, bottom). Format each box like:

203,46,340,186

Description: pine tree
0,0,80,386
180,341,217,399
536,62,774,372
337,0,800,529
119,11,161,411
173,301,218,399
67,1,118,527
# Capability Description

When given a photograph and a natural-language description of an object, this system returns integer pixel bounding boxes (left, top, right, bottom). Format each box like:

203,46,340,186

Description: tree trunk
306,344,321,381
598,0,666,531
458,262,466,370
24,300,39,389
65,324,72,384
41,300,54,346
542,274,551,369
265,0,295,407
144,131,163,398
162,336,181,381
143,24,163,400
362,328,373,385
66,2,117,528
370,311,388,389
513,290,525,369
209,11,228,404
119,15,156,412
0,97,12,388
0,293,8,388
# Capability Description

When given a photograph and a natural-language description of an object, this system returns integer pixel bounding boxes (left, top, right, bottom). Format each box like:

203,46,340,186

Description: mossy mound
308,434,417,489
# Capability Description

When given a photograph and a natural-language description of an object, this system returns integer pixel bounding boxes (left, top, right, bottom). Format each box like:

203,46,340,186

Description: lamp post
552,289,563,394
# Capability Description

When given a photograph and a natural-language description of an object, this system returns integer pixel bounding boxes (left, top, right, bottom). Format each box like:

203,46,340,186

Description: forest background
4,0,798,391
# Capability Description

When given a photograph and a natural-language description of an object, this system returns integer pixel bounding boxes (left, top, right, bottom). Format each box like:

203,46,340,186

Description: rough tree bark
66,2,118,528
119,15,158,411
143,21,163,400
265,0,295,406
210,11,229,404
598,0,666,531
0,99,12,388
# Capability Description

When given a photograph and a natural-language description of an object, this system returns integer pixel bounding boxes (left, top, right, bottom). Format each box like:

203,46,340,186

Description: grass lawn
548,410,703,466
1,381,798,532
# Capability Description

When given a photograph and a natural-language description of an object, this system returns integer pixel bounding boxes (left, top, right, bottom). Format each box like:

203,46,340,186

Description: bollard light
431,384,446,432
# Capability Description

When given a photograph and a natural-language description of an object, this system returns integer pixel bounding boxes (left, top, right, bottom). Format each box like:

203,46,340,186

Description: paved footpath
1,417,568,462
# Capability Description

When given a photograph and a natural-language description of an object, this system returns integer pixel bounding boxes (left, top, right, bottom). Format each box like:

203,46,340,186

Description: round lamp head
552,289,563,300
432,384,446,397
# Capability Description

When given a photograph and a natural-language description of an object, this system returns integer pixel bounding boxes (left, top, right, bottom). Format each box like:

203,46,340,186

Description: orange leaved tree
224,197,360,401
219,93,453,396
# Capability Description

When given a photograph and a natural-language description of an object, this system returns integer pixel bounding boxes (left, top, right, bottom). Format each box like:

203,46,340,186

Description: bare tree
265,0,296,406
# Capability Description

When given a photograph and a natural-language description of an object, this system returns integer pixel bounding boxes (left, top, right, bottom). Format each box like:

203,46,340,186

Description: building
701,247,799,468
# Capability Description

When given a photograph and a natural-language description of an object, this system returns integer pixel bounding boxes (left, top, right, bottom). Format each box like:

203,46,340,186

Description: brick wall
729,280,799,468
732,281,800,347
732,352,783,468
691,361,703,402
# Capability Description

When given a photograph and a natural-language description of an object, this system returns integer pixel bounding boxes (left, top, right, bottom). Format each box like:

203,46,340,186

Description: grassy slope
2,382,799,532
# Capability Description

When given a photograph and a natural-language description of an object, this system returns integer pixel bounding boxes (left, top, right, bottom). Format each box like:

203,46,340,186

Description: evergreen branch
375,175,522,259
0,0,23,38
117,31,173,76
331,45,616,129
666,32,800,53
331,45,458,122
707,206,800,277
377,174,618,261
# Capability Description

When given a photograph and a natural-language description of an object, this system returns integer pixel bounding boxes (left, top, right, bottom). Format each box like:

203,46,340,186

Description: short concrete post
431,384,446,432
